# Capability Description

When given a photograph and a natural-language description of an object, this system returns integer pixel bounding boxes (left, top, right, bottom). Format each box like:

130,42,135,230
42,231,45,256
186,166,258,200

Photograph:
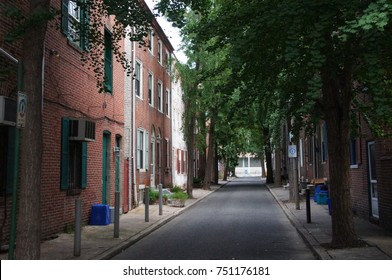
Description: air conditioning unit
69,118,96,142
0,96,16,126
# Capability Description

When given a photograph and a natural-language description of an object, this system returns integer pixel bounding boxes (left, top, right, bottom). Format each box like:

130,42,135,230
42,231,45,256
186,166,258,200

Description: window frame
104,28,113,94
61,118,88,193
137,128,149,171
157,80,163,112
135,61,142,98
148,72,153,106
61,0,89,50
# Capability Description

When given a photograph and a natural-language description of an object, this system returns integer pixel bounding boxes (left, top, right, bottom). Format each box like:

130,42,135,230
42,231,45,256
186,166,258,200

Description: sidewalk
1,184,224,260
2,179,391,260
267,184,392,260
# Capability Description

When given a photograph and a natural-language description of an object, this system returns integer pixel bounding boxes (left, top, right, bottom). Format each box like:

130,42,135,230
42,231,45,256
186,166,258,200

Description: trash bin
317,191,328,204
90,204,110,225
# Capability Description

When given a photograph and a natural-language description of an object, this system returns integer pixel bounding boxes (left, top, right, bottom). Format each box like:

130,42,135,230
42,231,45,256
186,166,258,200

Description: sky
145,0,188,63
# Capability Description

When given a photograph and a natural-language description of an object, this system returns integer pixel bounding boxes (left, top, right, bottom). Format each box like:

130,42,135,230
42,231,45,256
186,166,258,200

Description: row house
0,0,186,248
171,67,188,188
281,115,392,231
124,9,175,208
0,0,125,243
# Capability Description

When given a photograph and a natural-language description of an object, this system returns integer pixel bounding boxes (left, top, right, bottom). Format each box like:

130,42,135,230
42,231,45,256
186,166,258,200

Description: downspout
132,33,137,207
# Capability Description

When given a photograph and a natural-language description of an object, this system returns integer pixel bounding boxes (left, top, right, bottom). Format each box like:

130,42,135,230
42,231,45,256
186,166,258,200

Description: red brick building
128,15,174,205
1,0,125,244
292,116,392,231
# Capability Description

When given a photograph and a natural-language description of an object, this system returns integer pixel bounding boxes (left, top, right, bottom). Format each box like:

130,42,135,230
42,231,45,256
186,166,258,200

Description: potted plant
170,191,188,207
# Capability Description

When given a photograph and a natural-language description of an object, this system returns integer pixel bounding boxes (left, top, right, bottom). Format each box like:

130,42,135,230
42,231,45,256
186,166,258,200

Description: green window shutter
61,0,69,35
137,130,141,169
145,132,149,170
81,142,88,189
6,127,16,194
104,29,113,93
60,118,70,190
80,0,90,51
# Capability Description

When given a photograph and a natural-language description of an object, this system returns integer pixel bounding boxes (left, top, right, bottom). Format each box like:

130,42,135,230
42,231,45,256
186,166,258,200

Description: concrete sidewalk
267,184,392,260
1,184,223,260
2,178,391,260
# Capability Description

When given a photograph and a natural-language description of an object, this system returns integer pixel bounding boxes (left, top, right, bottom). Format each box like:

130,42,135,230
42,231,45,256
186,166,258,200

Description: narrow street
112,177,316,260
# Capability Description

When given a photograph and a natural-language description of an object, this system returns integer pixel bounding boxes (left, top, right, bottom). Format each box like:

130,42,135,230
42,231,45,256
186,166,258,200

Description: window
137,129,149,170
104,29,113,93
157,41,162,64
165,51,171,73
148,73,153,105
165,89,170,117
157,81,162,112
350,138,361,167
135,62,142,98
61,118,88,194
61,0,89,50
148,29,153,53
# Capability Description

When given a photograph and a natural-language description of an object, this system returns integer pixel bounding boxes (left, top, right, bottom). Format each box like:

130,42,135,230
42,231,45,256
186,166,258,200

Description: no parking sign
17,91,26,128
288,145,297,158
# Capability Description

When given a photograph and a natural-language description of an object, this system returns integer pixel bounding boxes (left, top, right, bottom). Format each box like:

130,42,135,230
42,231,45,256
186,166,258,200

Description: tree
184,0,392,248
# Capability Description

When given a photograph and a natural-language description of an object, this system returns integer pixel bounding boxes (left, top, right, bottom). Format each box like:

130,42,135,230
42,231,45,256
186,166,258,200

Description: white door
368,142,379,218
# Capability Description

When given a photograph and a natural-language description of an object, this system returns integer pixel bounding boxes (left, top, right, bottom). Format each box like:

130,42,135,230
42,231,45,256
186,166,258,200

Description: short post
159,184,163,216
114,191,120,238
74,198,82,257
306,189,311,223
145,187,149,222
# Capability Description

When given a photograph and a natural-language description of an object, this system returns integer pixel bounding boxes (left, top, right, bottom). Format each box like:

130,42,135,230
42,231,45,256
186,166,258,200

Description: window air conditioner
0,96,17,126
69,118,96,141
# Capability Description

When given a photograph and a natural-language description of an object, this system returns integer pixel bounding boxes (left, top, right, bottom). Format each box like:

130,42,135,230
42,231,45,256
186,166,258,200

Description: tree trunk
263,128,274,184
203,111,216,190
322,67,359,248
15,0,50,259
274,149,282,187
186,113,195,199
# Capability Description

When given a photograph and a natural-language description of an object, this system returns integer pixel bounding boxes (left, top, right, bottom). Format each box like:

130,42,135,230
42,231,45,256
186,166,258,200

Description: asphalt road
112,177,316,260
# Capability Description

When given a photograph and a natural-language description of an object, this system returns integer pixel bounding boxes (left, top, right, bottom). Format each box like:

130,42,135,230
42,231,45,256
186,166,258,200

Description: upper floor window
148,73,153,106
148,29,153,54
61,0,89,50
165,89,170,117
104,29,113,93
135,61,142,98
165,51,171,73
157,81,163,112
157,41,162,64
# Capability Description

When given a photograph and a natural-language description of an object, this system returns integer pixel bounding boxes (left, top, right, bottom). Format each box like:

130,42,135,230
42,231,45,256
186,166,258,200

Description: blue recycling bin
90,204,110,225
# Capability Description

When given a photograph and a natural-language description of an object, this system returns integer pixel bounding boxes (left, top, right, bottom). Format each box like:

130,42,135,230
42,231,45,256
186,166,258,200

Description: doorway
368,141,378,218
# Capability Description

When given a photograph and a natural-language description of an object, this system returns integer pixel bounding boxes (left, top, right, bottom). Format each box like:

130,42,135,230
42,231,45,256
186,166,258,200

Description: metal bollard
145,187,149,222
159,184,163,216
114,191,120,238
306,189,311,223
74,198,82,257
